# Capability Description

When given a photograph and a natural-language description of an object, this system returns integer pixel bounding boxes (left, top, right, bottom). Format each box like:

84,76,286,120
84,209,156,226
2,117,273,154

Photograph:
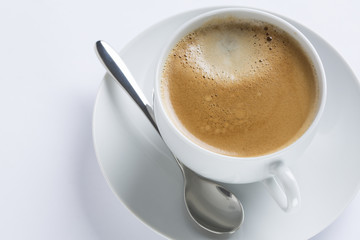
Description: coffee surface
161,18,318,157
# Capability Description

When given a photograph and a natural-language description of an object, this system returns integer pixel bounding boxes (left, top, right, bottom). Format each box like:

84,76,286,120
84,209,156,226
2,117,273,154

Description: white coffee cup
153,8,326,212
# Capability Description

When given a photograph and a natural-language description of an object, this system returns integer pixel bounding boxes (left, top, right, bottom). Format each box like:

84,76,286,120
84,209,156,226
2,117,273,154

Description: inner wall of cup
156,8,325,157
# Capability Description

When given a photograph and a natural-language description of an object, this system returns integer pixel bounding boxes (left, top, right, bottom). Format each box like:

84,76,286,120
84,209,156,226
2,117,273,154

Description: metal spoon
95,40,244,234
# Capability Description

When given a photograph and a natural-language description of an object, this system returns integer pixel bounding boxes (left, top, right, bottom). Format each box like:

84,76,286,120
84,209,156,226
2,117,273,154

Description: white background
1,0,359,239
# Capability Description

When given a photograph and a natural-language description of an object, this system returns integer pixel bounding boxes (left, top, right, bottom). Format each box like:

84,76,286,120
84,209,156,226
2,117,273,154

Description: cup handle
262,162,301,212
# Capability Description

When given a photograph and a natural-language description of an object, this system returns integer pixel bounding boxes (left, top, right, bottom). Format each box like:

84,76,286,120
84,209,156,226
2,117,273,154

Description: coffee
161,18,318,157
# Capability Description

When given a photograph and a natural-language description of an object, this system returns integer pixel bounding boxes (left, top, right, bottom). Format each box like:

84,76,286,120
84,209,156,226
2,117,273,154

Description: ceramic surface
93,7,360,240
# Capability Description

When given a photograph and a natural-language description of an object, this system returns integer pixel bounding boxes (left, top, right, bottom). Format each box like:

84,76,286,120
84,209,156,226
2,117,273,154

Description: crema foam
161,18,318,157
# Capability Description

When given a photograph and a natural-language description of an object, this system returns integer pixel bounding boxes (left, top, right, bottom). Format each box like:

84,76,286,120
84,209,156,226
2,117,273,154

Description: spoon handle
95,40,185,168
95,40,159,133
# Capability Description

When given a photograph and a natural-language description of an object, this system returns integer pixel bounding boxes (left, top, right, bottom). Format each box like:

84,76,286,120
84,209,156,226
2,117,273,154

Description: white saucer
93,7,360,240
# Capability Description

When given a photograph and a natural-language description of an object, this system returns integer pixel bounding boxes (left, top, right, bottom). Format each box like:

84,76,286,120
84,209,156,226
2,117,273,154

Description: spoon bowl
181,163,244,233
95,40,244,234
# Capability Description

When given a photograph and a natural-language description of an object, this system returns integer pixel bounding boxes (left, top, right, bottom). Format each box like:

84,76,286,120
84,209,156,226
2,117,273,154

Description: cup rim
154,7,327,162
